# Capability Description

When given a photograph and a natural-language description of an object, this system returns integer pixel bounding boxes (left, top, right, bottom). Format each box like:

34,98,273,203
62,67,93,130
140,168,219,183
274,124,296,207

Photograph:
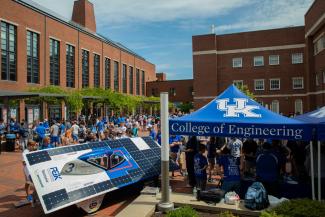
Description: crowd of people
0,112,323,203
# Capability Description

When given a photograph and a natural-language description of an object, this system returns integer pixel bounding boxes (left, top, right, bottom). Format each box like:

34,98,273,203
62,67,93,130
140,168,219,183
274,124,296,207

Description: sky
33,0,314,80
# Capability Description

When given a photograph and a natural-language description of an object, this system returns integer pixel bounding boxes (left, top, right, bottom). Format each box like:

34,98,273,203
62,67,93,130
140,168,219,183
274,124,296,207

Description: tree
237,84,256,100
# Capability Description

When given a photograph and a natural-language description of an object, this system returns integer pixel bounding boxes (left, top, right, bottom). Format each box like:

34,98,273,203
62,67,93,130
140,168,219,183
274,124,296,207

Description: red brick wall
146,79,193,103
305,0,325,33
193,27,310,115
72,0,97,32
0,0,155,96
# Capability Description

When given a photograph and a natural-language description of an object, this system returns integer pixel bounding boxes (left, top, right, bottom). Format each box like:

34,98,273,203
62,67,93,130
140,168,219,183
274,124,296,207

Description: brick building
146,73,193,104
0,0,156,123
192,0,324,116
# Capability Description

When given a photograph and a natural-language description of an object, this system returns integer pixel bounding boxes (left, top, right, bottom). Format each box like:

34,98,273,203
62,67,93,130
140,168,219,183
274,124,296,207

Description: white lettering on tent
216,98,261,118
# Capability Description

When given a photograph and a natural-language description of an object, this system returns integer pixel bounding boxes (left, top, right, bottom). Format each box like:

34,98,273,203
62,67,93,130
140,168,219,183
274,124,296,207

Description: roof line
15,0,146,61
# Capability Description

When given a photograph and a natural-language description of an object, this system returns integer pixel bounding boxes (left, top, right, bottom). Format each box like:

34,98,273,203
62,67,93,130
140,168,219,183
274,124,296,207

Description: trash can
5,134,16,152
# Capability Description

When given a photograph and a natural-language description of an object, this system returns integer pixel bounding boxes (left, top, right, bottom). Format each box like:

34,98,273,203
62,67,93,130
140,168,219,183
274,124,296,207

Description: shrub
260,211,283,217
218,211,238,217
166,206,198,217
263,199,325,217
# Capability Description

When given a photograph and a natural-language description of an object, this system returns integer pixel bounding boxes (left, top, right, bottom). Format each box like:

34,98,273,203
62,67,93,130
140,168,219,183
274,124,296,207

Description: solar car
23,137,177,214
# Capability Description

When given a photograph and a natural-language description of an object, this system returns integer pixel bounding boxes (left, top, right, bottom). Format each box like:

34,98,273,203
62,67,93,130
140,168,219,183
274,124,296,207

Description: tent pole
318,141,321,201
157,92,174,213
310,141,315,200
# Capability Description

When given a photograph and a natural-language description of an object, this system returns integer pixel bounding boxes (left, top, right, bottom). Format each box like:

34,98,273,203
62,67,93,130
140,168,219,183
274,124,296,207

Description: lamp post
157,92,174,212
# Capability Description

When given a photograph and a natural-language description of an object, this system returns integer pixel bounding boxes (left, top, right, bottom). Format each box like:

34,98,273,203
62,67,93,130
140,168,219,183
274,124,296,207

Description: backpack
244,182,269,210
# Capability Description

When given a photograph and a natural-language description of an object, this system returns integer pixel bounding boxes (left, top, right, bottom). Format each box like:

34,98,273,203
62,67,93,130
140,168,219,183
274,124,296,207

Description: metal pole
157,92,174,212
310,141,315,200
317,141,321,201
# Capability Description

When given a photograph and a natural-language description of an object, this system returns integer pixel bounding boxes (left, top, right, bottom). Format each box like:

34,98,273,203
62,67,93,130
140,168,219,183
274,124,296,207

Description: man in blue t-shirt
35,122,46,145
194,144,208,190
217,147,241,194
148,125,156,141
169,135,181,177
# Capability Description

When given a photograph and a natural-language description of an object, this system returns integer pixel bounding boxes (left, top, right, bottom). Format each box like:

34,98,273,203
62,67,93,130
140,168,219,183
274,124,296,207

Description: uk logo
216,98,261,118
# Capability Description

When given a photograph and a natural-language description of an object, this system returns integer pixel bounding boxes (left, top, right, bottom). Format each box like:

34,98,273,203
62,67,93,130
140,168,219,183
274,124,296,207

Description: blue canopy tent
295,107,325,201
169,84,315,199
170,84,313,141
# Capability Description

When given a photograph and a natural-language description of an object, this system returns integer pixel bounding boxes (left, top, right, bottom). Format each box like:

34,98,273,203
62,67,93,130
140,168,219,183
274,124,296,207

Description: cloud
32,0,254,25
216,0,313,33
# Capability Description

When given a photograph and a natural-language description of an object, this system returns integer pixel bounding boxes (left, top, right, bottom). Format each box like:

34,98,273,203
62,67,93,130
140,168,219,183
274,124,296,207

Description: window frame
292,77,304,89
294,99,303,115
1,21,17,81
49,38,60,86
82,49,89,88
27,30,40,84
292,53,303,64
93,54,100,88
129,66,134,94
271,100,280,114
141,70,145,95
269,78,280,90
232,57,242,68
136,68,140,95
105,57,111,89
254,79,265,91
113,61,119,91
66,44,75,88
254,56,264,67
269,55,279,65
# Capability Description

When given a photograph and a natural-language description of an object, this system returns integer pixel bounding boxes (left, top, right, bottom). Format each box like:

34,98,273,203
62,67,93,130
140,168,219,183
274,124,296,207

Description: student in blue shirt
217,147,241,194
40,137,54,150
194,144,208,190
35,122,46,145
169,135,181,177
148,125,156,140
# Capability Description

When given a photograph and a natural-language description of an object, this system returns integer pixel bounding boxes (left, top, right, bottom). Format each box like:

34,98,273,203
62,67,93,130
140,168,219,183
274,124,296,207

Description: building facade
192,0,325,116
0,0,156,122
146,76,193,104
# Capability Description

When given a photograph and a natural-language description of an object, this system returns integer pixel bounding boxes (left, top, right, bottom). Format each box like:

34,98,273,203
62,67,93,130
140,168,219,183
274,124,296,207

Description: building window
129,66,134,94
105,58,110,89
254,56,264,66
292,77,304,89
1,21,17,81
316,73,319,86
270,78,280,90
269,55,279,65
169,88,176,96
49,38,60,85
66,44,75,87
292,53,303,64
270,100,279,113
295,99,303,115
254,79,264,90
142,70,145,95
114,61,119,91
122,64,127,93
314,35,325,55
233,80,243,88
323,71,325,84
94,54,100,88
232,57,242,68
27,31,39,84
82,50,89,88
136,68,140,95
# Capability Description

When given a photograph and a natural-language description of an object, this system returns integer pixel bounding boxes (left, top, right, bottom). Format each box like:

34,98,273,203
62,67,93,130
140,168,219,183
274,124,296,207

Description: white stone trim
26,27,41,35
305,12,325,38
193,44,305,55
49,36,61,42
194,89,325,99
0,18,19,26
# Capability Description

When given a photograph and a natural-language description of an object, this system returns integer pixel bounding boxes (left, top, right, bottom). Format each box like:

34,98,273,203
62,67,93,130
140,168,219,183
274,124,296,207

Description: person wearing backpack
217,147,241,194
256,142,280,197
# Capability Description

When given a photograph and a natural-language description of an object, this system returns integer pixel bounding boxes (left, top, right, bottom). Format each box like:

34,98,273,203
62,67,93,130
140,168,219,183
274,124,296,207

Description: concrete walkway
117,191,261,217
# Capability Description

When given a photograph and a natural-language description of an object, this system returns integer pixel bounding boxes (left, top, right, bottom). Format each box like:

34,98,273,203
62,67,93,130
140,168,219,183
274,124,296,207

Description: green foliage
260,211,283,217
65,91,83,113
177,102,194,113
218,211,238,217
237,84,256,100
167,206,199,217
264,199,325,217
28,86,159,113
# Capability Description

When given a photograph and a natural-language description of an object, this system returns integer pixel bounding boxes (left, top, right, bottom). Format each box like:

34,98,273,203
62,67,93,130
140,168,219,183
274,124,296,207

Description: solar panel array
27,137,179,213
